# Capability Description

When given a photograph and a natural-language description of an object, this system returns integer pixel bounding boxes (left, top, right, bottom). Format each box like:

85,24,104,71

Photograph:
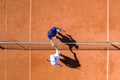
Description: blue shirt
47,27,58,40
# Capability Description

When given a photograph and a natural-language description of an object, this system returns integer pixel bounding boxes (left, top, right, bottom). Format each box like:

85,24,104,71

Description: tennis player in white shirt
47,46,62,66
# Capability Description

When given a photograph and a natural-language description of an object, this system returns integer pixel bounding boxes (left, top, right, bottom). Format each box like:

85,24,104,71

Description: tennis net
0,41,120,50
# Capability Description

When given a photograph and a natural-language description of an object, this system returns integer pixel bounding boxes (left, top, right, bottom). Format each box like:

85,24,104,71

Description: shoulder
47,32,52,40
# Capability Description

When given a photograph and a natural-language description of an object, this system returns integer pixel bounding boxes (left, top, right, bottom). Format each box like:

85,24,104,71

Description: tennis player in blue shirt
47,27,65,48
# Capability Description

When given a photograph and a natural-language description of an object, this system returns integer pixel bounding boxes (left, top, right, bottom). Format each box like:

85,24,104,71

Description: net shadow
111,44,120,50
0,45,5,50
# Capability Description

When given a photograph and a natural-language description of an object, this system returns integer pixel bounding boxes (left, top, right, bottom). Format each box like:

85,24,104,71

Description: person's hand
50,40,55,48
53,43,57,48
57,27,65,32
61,30,65,32
60,28,65,32
52,43,59,50
52,42,55,47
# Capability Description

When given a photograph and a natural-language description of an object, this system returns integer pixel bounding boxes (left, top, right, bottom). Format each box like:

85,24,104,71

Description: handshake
52,42,57,49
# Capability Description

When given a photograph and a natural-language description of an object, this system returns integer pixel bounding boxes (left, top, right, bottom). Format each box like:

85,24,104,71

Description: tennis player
47,27,65,48
47,46,62,66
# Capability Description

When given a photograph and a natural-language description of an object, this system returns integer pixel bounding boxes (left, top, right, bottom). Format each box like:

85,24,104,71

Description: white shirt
50,50,60,65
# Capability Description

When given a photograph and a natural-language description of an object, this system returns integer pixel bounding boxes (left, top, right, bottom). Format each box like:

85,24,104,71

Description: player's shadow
60,53,81,69
57,32,80,68
56,32,79,53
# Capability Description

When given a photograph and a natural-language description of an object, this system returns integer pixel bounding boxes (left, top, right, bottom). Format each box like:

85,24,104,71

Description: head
48,30,54,36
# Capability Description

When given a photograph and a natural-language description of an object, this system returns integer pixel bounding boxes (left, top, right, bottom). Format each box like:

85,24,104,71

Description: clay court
0,0,120,80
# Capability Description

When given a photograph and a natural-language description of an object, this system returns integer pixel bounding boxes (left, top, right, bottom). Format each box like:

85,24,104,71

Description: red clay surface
0,0,120,80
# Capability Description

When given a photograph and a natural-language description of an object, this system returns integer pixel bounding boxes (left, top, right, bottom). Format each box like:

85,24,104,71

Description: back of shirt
50,54,56,65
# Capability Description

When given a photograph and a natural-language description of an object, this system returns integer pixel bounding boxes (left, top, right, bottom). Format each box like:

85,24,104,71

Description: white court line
5,0,8,80
107,0,109,80
29,0,32,80
107,50,109,80
29,0,32,42
107,0,109,41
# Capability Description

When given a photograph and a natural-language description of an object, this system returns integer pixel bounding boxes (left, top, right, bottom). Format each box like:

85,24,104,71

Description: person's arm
50,40,55,47
56,27,65,32
50,40,57,49
56,27,61,30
